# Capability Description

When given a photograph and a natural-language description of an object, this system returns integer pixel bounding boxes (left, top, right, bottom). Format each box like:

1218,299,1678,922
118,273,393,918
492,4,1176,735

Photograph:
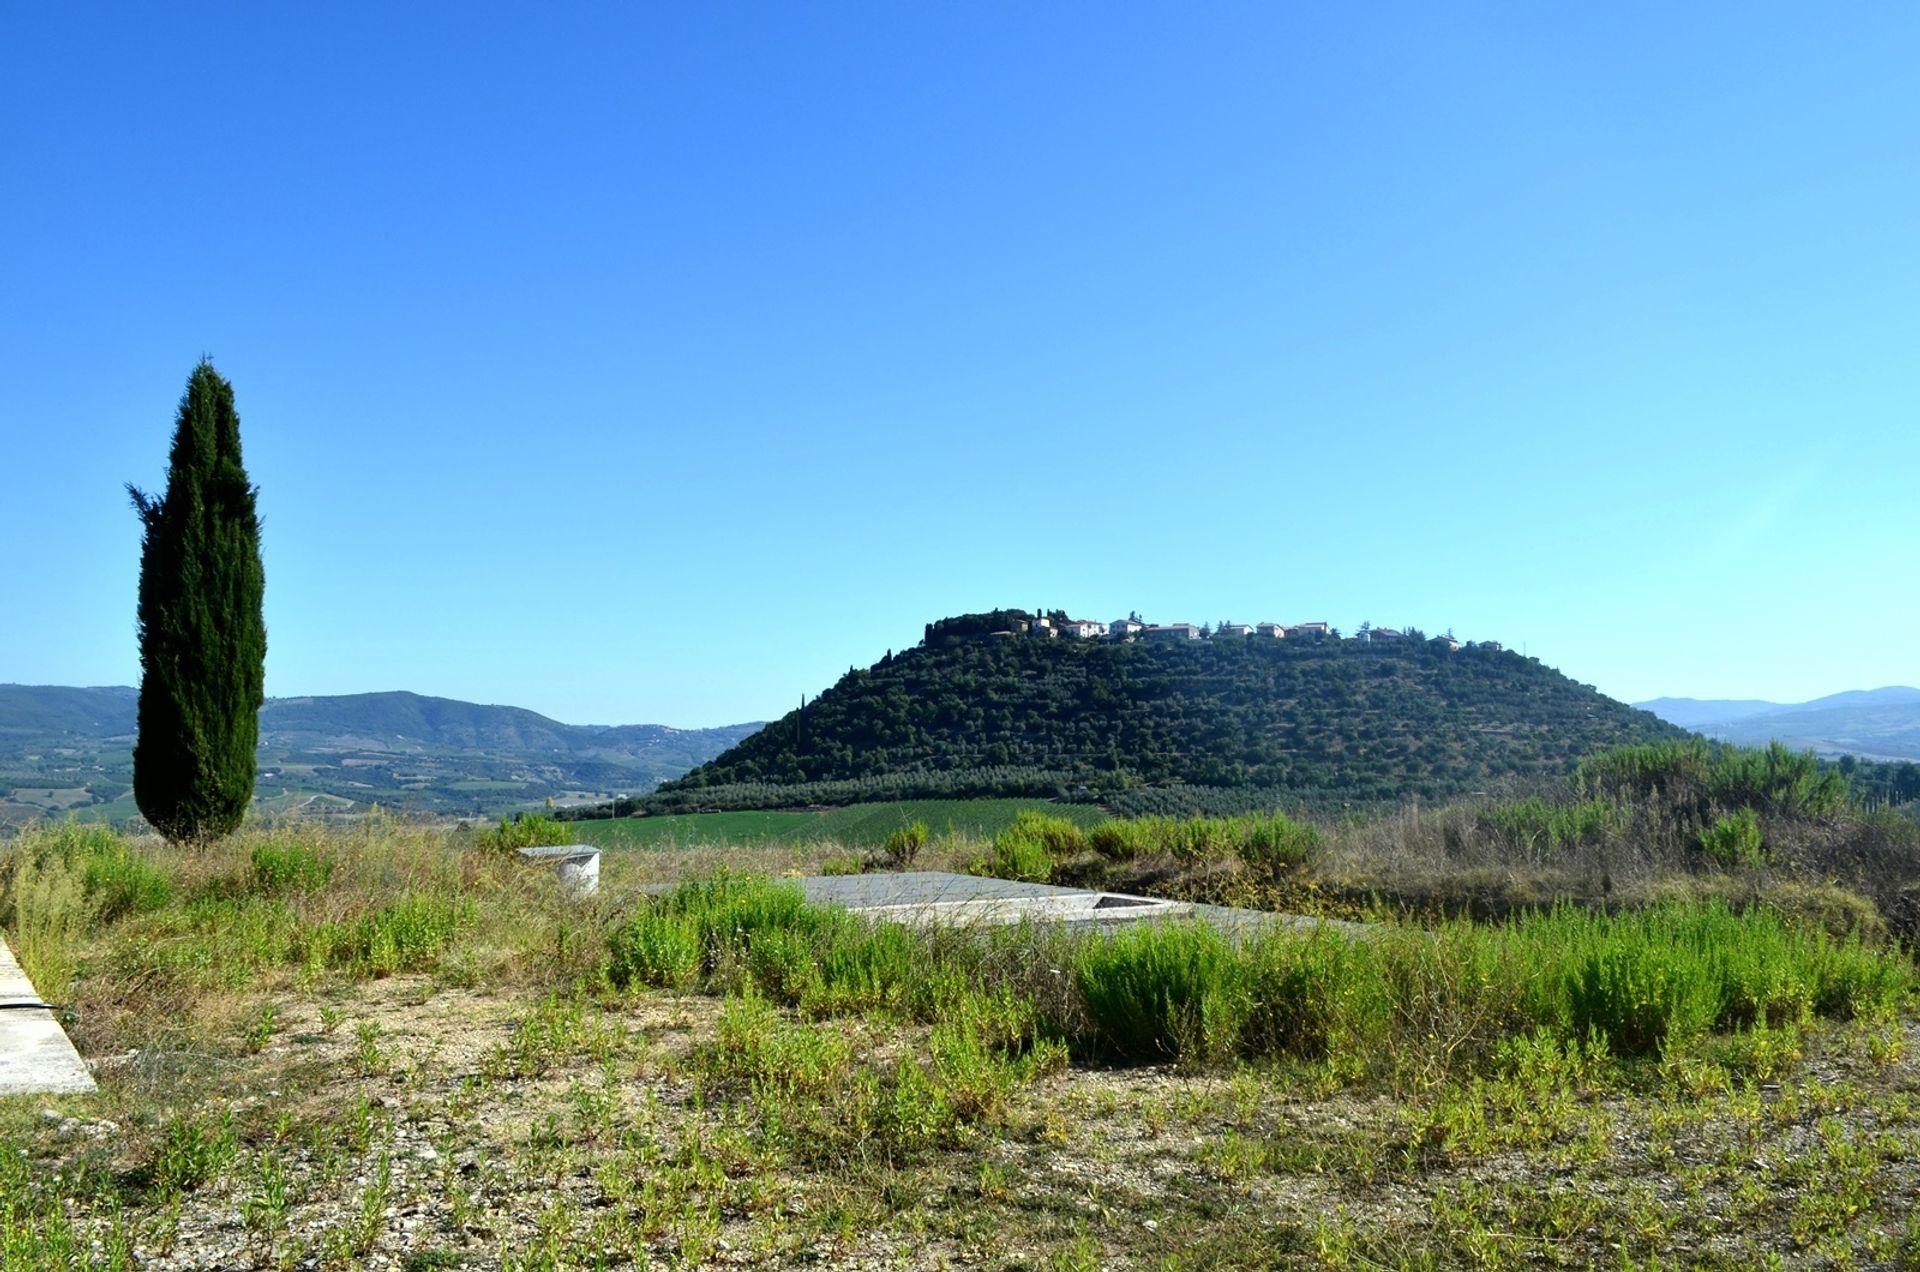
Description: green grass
570,798,1106,851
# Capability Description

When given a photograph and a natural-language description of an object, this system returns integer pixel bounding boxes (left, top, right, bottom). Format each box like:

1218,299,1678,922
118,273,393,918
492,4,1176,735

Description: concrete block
518,844,600,896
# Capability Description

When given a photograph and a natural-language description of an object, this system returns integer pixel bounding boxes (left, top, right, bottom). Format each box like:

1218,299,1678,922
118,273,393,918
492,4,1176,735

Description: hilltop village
927,609,1496,653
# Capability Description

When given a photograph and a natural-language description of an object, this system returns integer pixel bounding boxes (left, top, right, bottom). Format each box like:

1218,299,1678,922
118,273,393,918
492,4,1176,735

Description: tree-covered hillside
651,614,1689,811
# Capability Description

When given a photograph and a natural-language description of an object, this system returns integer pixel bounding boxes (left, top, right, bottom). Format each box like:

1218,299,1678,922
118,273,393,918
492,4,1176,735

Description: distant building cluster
982,614,1477,650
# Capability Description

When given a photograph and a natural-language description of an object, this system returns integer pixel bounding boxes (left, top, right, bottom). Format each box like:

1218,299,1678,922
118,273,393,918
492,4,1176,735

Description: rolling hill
636,611,1688,815
1637,687,1920,762
0,685,759,825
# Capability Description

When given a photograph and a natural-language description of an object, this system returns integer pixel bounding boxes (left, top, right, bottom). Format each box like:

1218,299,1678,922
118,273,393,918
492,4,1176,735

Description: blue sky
3,3,1916,726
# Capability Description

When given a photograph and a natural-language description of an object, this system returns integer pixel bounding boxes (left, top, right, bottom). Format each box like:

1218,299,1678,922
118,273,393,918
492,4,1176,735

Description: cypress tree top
129,361,267,842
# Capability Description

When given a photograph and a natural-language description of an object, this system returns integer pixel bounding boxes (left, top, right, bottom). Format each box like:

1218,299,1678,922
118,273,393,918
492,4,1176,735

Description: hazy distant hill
1633,697,1782,731
643,611,1686,815
1636,687,1920,762
0,685,759,825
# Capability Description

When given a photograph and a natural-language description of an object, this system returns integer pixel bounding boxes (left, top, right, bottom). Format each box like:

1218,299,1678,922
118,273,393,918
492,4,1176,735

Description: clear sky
3,3,1916,727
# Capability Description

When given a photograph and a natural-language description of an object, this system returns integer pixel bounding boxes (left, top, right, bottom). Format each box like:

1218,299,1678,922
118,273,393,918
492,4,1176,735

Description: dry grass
5,812,1920,1269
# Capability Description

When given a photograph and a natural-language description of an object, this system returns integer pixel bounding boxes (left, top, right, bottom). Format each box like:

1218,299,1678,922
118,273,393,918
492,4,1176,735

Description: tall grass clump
1481,796,1619,860
973,812,1083,882
2,847,93,1002
1237,810,1323,876
1075,921,1250,1064
1058,902,1914,1074
1083,811,1321,874
81,845,173,920
609,874,919,1013
248,837,333,894
1240,928,1389,1062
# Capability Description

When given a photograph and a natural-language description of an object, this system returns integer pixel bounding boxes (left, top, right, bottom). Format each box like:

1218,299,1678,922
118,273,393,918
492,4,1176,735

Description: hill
641,612,1687,815
0,685,759,825
1637,687,1920,762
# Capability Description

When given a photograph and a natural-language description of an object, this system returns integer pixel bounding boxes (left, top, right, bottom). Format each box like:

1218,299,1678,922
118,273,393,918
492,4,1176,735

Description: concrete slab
793,870,1341,936
0,936,96,1096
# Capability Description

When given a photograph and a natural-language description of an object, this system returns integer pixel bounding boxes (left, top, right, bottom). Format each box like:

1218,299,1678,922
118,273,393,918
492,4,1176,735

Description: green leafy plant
1699,808,1768,867
249,838,333,893
475,814,571,853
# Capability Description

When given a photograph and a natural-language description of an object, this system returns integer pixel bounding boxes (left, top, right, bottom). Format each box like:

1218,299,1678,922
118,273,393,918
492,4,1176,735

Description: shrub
249,839,332,894
870,821,929,871
1088,819,1148,861
82,847,173,921
475,814,571,854
1699,808,1768,867
1242,928,1384,1060
1171,817,1237,863
1578,739,1848,824
1236,811,1323,876
1010,812,1089,860
1483,796,1616,858
606,911,701,989
1075,921,1250,1064
150,1109,238,1198
973,831,1053,883
297,894,472,976
1565,937,1723,1055
972,816,1063,883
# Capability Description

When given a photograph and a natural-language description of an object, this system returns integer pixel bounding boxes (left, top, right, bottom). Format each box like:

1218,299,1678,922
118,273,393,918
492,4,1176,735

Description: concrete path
0,936,96,1096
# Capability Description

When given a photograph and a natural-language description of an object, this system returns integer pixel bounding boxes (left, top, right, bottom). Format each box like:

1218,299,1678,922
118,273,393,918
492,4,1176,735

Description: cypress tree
128,361,267,842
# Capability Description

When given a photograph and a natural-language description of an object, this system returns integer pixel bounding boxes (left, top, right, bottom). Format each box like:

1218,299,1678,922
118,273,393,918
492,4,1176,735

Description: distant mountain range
0,685,760,826
1636,687,1920,762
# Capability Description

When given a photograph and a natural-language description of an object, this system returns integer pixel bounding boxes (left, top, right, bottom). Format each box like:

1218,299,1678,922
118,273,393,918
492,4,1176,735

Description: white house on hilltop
1255,622,1286,638
1060,618,1108,639
1110,618,1145,640
1218,623,1255,637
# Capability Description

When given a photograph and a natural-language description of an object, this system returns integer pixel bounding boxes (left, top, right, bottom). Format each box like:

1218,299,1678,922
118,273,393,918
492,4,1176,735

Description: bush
82,847,172,921
297,894,472,976
1578,740,1848,823
869,821,929,871
971,813,1085,883
1236,811,1323,876
1075,921,1250,1064
1241,929,1384,1060
1088,820,1148,861
1568,939,1725,1055
1699,808,1768,867
249,839,332,894
607,912,702,990
2,849,92,1001
972,830,1053,883
475,814,571,854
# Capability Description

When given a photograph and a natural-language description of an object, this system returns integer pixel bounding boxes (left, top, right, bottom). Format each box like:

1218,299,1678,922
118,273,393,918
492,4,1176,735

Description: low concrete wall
0,937,95,1096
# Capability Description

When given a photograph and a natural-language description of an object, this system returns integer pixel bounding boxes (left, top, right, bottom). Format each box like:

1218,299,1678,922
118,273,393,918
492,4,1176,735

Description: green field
569,798,1106,850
